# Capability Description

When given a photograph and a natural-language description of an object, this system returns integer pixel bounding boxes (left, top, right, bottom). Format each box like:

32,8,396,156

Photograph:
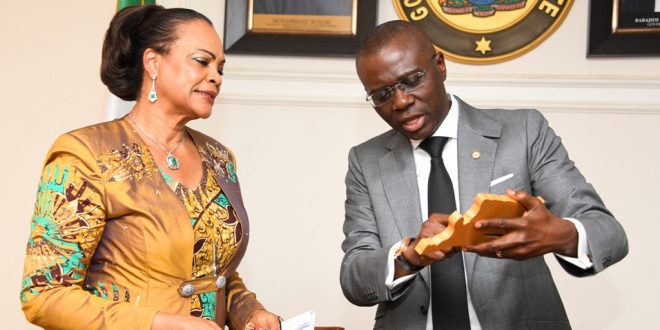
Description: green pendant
166,153,180,170
148,89,157,103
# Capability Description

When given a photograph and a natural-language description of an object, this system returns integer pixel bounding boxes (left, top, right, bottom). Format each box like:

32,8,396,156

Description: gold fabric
163,161,242,320
21,118,263,329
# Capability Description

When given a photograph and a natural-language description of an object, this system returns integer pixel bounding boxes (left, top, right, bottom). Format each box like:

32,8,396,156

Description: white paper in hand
281,310,315,330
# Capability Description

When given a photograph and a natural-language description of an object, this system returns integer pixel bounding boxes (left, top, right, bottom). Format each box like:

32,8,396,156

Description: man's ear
436,52,447,81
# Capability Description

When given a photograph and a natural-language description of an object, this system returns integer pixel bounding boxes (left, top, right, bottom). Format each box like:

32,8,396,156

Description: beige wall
1,1,658,329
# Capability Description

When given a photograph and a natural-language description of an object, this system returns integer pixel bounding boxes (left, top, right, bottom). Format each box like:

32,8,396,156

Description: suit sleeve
20,133,158,330
525,110,628,276
340,147,410,306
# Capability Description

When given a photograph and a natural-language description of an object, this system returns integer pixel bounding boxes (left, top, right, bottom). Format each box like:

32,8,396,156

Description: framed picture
224,0,377,56
588,0,660,56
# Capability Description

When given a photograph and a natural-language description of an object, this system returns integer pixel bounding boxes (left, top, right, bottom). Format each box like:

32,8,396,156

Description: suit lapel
455,97,502,282
379,132,432,287
380,133,423,237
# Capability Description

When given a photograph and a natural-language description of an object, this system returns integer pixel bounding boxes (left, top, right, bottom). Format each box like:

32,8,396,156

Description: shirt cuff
385,241,417,290
555,217,593,269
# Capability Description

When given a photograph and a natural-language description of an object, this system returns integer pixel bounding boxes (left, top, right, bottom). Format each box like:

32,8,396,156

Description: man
340,21,628,330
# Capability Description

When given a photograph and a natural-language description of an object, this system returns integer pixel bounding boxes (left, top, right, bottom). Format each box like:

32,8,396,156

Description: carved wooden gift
414,193,538,256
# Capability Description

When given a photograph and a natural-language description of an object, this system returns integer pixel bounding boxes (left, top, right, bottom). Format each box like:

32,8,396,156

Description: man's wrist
395,237,424,273
557,218,579,257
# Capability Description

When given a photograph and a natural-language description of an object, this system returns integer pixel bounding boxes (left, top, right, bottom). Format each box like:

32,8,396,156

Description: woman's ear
143,48,160,78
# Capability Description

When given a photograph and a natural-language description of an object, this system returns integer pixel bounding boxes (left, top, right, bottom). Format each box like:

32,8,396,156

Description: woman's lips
196,90,217,103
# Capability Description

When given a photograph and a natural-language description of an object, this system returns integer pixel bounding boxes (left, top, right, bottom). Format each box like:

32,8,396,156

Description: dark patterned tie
419,136,471,329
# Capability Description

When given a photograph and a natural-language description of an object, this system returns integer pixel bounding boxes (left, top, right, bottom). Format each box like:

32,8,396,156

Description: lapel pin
471,150,481,159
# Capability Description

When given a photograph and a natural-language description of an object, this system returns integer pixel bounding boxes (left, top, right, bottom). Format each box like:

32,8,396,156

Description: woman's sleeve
20,133,158,330
225,271,265,330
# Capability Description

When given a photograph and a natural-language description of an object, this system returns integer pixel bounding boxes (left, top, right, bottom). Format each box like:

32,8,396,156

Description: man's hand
394,213,458,278
465,189,578,260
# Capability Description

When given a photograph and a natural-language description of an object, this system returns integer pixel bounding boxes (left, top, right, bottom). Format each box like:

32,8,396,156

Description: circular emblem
393,0,573,64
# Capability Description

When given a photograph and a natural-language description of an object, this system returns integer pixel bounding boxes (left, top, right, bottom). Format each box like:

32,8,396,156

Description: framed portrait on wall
224,0,377,56
588,0,660,56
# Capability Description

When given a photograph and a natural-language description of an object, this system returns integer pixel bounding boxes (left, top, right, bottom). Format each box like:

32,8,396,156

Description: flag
102,0,157,121
116,0,156,11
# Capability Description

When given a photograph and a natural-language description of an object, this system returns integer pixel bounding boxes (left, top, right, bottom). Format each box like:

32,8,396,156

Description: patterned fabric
160,160,243,321
97,142,159,182
20,119,262,330
22,162,107,303
21,140,162,304
199,142,237,183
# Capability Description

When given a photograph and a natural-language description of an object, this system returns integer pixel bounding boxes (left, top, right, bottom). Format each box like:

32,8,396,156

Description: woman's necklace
128,112,184,170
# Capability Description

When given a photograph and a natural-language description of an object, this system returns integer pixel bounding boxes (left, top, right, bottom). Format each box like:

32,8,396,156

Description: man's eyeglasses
365,53,438,107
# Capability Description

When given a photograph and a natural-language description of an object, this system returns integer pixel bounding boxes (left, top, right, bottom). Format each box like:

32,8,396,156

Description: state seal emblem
393,0,573,64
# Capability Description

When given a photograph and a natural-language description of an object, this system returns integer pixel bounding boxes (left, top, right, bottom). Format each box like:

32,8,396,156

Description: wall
1,1,658,329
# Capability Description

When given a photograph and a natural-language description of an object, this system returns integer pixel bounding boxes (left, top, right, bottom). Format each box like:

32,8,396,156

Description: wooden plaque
414,193,540,256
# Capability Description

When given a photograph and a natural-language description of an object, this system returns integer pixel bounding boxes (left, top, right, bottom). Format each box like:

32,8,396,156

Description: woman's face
153,20,225,119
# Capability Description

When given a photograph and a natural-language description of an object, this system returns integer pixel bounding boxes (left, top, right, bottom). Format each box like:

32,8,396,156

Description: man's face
357,40,450,140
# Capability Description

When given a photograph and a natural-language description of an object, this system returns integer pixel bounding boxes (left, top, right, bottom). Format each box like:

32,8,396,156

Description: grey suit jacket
340,98,628,330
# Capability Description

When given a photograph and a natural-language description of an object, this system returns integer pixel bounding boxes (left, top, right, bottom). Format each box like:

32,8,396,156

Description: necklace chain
128,112,184,170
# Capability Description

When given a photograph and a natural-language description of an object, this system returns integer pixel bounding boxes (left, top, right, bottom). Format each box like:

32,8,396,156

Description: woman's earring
148,74,158,103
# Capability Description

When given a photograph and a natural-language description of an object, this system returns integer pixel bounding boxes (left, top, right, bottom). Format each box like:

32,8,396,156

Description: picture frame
223,0,377,57
587,0,660,56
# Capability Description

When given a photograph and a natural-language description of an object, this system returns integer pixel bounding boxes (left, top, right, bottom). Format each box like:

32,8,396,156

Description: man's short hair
357,20,433,61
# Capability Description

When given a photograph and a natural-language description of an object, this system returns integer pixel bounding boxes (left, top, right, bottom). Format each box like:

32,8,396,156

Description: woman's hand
152,312,222,330
247,309,281,330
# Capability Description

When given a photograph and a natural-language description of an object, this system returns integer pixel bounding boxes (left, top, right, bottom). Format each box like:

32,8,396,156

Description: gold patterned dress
20,119,263,330
160,160,243,321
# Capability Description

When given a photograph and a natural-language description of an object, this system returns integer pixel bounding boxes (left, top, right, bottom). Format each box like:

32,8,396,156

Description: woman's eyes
194,58,209,66
194,57,223,75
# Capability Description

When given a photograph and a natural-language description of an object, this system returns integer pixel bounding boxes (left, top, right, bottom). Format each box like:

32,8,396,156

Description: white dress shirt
385,95,593,330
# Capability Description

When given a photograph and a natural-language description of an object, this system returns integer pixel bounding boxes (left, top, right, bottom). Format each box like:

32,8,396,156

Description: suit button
420,305,428,315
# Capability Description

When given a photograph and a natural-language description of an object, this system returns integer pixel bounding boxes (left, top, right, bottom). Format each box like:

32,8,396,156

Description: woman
20,5,281,330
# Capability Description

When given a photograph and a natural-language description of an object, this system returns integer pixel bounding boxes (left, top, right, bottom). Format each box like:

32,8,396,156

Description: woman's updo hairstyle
100,5,212,101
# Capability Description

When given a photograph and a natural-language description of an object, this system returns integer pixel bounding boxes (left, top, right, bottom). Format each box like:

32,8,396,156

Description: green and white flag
116,0,156,11
102,0,156,121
